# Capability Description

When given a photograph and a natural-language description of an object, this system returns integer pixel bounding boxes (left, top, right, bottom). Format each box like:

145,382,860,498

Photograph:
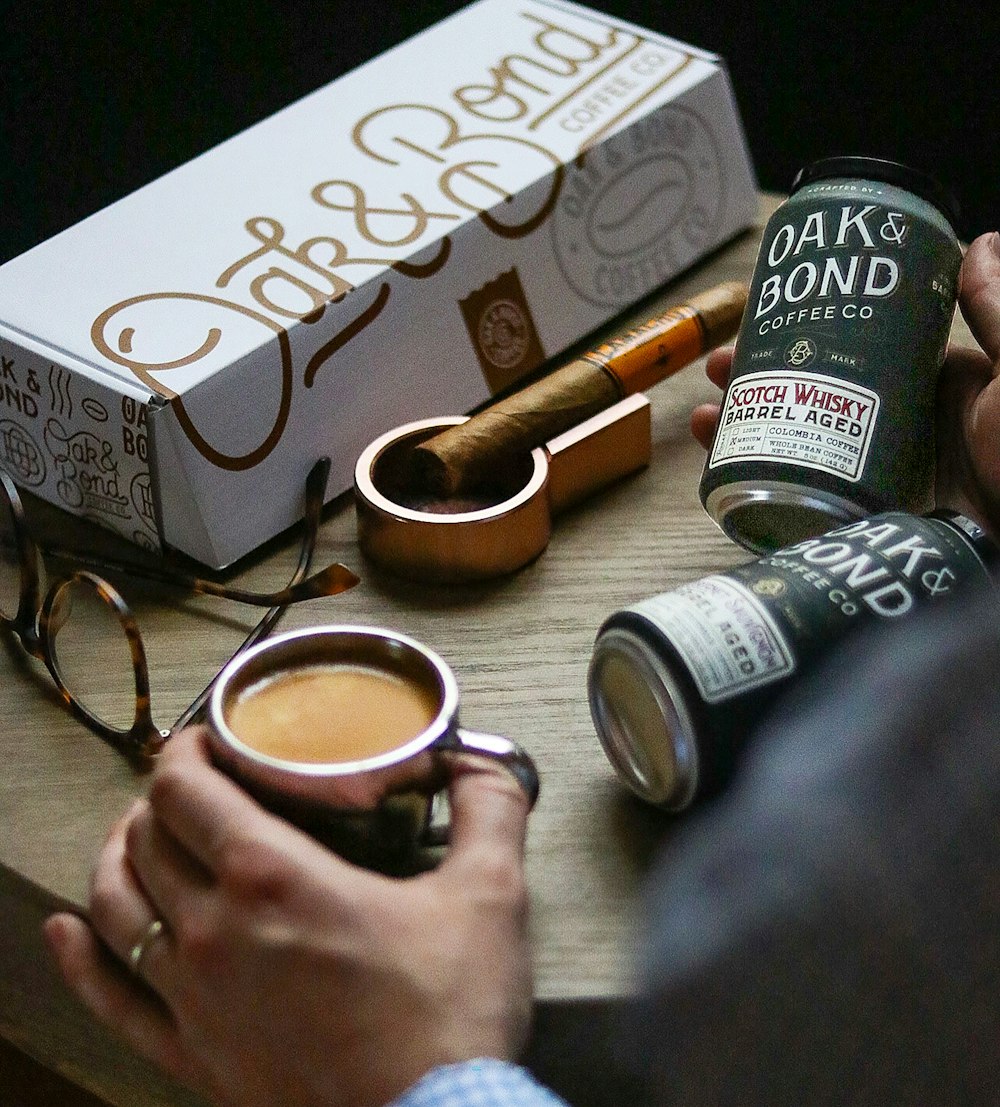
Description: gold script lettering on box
0,1,757,567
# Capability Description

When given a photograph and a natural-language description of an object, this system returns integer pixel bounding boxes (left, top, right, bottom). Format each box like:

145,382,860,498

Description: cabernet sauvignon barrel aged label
631,575,795,702
590,511,996,810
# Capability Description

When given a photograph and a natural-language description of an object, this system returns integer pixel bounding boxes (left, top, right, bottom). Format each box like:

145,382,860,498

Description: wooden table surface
0,194,978,1106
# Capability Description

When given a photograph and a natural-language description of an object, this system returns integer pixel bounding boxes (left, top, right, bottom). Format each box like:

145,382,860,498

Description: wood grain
0,195,978,1104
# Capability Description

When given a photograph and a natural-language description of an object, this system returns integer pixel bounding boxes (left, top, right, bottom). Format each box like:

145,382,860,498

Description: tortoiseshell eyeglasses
0,459,358,763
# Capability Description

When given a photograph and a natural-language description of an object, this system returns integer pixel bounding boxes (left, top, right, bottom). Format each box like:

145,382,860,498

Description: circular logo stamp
477,299,532,372
0,421,47,487
753,577,787,598
551,104,726,309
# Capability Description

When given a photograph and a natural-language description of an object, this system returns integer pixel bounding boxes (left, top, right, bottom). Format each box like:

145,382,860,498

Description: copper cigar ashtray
354,395,651,583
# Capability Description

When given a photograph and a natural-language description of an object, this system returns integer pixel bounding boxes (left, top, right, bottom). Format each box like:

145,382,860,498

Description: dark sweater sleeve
606,589,1000,1106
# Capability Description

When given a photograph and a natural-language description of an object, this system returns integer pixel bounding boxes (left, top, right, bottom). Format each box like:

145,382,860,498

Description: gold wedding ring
128,917,166,976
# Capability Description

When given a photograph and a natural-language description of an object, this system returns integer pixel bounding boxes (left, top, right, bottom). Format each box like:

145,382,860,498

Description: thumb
959,232,1000,364
441,754,532,876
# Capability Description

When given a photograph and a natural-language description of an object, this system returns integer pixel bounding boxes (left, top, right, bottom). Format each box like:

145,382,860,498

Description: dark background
2,0,996,265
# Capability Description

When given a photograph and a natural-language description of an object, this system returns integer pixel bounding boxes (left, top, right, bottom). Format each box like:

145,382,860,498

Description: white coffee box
0,0,756,567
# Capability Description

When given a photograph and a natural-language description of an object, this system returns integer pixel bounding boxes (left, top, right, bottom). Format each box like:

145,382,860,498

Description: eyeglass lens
46,578,140,734
3,458,347,748
0,482,22,621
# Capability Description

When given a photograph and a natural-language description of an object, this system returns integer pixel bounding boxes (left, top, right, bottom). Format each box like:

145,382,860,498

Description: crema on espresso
226,663,440,763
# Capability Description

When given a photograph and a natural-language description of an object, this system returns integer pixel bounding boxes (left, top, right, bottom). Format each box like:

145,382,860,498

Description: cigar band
583,307,704,395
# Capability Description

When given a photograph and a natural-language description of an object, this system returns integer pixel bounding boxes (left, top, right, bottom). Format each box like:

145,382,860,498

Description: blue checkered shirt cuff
389,1058,570,1107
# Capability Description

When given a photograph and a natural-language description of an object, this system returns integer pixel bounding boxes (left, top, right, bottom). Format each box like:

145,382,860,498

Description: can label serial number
634,575,795,702
708,369,880,481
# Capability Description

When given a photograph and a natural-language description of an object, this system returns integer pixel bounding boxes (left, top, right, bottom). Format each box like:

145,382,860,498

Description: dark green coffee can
588,511,996,811
699,157,962,554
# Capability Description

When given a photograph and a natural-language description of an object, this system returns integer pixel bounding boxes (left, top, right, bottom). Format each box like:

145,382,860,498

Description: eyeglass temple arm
171,456,336,733
42,549,358,605
42,462,357,606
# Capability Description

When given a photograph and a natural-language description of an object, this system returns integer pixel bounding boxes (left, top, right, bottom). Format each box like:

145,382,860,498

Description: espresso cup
206,625,539,850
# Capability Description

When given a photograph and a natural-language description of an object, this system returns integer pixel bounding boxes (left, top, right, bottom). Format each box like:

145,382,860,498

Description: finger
88,802,169,977
150,727,361,891
705,345,733,390
149,726,303,872
127,801,212,921
43,913,200,1090
690,403,720,451
441,755,531,878
124,804,214,998
958,232,1000,364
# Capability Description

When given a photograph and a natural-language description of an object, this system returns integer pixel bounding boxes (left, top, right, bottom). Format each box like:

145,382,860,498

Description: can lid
587,623,699,811
791,156,961,231
928,509,1000,575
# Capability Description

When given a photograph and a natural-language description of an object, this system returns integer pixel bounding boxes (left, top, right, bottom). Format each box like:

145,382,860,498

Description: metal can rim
703,479,866,555
790,156,961,231
588,622,700,811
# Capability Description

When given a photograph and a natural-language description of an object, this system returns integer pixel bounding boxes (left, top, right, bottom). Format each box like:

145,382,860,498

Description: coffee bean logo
551,104,725,308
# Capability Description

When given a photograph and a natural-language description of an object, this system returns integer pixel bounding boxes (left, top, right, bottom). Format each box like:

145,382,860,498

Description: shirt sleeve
389,1058,571,1107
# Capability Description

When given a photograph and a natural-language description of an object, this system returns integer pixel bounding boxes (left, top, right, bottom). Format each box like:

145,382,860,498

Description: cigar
413,280,748,497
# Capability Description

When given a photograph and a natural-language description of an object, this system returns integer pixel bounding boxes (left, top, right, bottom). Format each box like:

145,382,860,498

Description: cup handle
419,729,539,849
450,728,540,808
